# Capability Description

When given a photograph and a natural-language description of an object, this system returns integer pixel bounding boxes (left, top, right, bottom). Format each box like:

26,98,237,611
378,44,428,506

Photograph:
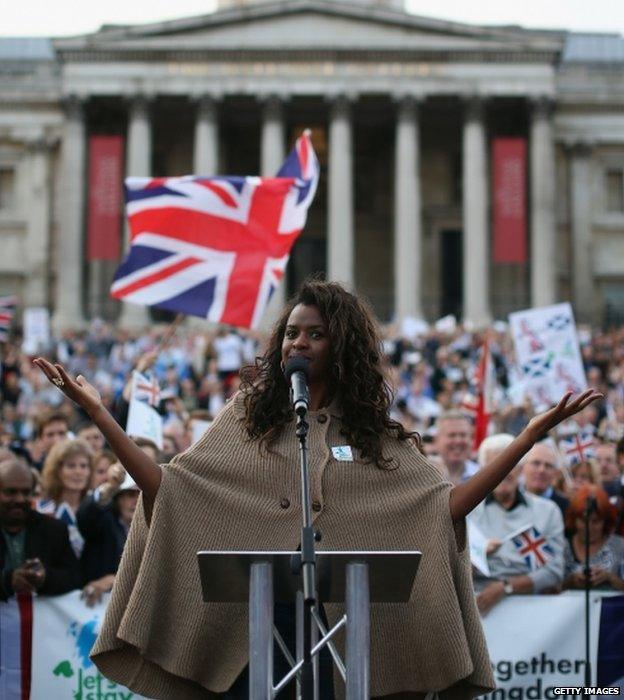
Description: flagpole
158,313,185,353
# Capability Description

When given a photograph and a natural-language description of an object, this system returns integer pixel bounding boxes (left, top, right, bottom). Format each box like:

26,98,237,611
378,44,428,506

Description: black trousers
222,603,335,699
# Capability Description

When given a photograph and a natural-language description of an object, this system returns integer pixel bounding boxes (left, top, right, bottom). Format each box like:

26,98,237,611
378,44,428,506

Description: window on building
0,168,16,211
606,168,624,213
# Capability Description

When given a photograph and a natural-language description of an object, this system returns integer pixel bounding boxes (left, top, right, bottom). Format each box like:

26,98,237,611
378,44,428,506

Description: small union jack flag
131,371,161,407
111,131,319,329
0,295,18,342
559,432,595,466
512,526,554,570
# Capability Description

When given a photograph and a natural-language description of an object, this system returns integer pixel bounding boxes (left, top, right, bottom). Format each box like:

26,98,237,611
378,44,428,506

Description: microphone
284,357,310,416
585,495,597,515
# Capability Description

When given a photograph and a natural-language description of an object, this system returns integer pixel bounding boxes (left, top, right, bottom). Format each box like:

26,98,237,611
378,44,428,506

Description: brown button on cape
91,394,495,699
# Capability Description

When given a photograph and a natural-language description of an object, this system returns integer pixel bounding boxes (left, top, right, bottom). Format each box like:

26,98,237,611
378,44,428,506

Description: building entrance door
440,229,462,319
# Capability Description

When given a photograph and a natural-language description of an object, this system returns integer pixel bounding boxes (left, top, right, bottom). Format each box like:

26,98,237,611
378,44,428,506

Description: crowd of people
1,317,624,608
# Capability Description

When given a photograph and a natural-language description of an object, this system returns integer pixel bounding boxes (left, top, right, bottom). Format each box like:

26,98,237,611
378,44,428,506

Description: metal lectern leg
249,562,273,699
345,562,370,700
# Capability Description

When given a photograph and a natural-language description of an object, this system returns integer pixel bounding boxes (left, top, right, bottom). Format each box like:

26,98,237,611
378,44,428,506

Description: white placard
191,419,212,445
467,520,491,577
127,397,163,450
22,307,50,355
509,303,587,409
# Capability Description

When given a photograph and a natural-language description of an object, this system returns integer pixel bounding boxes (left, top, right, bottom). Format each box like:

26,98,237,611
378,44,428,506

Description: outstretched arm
449,389,602,521
33,358,162,505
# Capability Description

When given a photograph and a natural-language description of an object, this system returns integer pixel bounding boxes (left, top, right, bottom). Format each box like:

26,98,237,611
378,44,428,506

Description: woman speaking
34,279,600,699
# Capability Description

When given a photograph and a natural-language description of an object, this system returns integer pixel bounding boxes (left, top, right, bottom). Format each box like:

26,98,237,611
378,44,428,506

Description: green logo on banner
49,618,137,699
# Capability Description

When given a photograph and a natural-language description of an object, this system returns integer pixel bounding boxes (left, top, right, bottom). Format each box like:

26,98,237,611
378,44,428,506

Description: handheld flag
559,432,596,466
126,371,163,450
111,131,319,329
460,340,496,450
0,296,18,342
511,526,554,570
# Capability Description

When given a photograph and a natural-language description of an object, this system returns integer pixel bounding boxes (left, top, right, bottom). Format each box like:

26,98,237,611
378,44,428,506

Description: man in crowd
30,410,70,470
522,442,570,516
596,441,623,497
435,410,478,485
468,434,565,615
0,458,81,599
76,422,106,454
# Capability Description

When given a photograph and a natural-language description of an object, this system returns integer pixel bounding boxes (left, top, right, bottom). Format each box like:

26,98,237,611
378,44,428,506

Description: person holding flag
468,434,567,616
33,274,602,699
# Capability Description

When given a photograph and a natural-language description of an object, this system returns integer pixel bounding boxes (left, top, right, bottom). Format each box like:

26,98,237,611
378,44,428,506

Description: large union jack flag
111,131,319,328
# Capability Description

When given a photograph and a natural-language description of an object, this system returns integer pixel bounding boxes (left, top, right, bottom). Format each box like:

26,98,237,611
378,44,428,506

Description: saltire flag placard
111,130,319,329
0,295,18,342
509,303,587,410
511,526,554,570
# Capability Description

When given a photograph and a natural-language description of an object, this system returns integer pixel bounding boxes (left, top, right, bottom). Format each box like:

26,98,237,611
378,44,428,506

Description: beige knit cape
91,394,495,699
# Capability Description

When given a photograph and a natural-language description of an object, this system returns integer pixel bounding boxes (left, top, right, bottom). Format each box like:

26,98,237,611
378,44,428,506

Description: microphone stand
583,500,592,687
293,405,319,700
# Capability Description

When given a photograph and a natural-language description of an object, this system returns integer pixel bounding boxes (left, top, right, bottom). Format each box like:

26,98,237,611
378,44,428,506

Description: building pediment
55,0,561,60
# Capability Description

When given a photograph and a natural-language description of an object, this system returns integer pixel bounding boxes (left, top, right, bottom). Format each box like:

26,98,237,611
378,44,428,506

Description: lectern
197,549,421,699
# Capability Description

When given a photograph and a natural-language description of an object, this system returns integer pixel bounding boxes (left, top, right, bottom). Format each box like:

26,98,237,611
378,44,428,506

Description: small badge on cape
332,445,353,461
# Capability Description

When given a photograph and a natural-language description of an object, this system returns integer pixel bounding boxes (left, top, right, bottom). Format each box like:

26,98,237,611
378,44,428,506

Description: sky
2,0,624,37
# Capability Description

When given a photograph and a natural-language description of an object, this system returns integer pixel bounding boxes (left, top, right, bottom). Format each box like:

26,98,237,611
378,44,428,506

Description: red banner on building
492,137,527,264
87,136,124,261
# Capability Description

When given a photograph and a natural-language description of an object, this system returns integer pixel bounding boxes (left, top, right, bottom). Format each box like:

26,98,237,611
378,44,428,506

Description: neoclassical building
1,0,624,329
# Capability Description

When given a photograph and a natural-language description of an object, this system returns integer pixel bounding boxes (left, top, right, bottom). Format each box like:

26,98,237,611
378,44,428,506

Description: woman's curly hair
239,278,421,468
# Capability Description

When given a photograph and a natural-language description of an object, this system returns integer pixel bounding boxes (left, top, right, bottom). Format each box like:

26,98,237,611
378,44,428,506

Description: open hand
525,389,603,439
33,358,103,416
81,574,115,607
590,567,613,587
486,539,502,555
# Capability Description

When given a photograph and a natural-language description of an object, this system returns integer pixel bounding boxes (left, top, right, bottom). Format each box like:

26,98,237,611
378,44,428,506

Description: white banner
509,303,587,410
30,591,150,700
22,307,50,355
478,592,603,699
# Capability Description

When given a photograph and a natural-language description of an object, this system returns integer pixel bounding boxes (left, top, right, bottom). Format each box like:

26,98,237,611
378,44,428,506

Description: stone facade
0,0,623,328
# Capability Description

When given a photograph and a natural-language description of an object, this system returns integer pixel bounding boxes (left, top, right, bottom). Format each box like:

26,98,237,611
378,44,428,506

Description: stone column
26,138,52,309
530,97,557,307
119,95,152,329
53,97,86,331
462,97,490,325
327,95,354,288
569,143,594,321
193,95,219,176
260,95,288,329
394,95,424,321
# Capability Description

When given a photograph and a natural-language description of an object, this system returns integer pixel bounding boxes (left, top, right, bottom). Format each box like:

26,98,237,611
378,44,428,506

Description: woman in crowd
79,462,140,606
37,438,94,558
563,485,624,591
568,459,602,495
34,279,601,700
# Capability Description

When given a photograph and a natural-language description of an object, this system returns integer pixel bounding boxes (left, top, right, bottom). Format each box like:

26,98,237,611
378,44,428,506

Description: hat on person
116,472,140,495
